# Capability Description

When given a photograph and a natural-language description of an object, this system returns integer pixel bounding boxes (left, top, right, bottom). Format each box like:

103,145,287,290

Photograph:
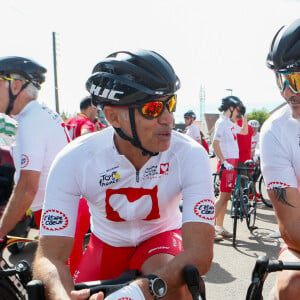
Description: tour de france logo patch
193,199,215,221
41,209,69,231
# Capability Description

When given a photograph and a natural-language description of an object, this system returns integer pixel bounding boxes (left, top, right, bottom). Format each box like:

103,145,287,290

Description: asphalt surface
4,159,283,300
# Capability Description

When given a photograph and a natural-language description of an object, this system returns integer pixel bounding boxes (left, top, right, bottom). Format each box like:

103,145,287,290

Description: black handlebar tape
183,265,203,300
27,280,46,300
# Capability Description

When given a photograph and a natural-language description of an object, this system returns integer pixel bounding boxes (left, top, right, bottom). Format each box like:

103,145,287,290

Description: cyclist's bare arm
212,140,225,163
268,187,300,252
33,235,75,300
239,115,248,135
0,170,40,238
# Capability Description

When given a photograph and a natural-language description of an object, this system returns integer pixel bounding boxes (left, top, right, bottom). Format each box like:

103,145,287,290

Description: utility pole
52,32,60,113
225,88,233,96
199,85,206,122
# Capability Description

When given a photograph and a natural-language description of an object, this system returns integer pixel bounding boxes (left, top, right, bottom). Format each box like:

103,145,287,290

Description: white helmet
248,120,260,128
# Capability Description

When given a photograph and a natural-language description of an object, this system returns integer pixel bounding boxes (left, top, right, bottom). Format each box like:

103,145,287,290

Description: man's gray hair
10,73,39,99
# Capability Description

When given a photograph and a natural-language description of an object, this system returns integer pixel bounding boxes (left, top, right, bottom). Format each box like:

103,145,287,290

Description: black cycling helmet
218,96,242,112
184,110,196,119
86,49,180,108
266,19,300,72
0,56,47,114
86,49,180,157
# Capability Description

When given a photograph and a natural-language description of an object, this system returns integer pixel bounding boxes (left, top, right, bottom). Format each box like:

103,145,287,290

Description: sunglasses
0,76,14,82
137,95,177,119
275,72,300,94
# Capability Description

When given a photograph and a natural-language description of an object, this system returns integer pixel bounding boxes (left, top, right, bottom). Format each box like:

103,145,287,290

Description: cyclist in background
0,56,69,238
184,110,209,153
184,110,200,141
248,120,260,159
212,96,248,240
33,49,215,300
260,19,300,299
65,96,99,139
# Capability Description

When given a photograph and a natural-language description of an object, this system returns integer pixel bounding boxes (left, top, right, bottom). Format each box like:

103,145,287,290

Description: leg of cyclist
215,159,238,238
269,246,300,300
131,229,191,300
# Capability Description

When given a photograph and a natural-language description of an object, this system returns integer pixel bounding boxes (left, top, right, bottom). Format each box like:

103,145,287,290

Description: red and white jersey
65,113,95,140
260,105,300,191
251,133,259,153
213,114,241,159
11,101,69,211
185,123,201,141
40,127,215,247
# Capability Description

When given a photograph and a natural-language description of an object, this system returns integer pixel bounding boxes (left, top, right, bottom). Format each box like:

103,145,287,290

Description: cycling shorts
217,158,238,193
278,244,289,258
34,210,42,228
73,228,183,283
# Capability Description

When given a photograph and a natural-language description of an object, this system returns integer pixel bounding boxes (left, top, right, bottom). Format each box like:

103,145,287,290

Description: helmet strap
114,107,158,157
229,107,234,119
5,80,29,115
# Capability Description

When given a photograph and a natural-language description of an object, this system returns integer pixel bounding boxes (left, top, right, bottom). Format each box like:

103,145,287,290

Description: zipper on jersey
136,170,139,183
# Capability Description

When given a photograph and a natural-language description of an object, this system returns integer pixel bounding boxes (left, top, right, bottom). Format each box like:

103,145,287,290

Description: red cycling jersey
65,113,95,139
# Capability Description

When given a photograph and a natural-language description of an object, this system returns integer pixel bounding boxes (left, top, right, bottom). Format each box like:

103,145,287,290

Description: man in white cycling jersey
184,110,201,141
248,119,260,159
0,57,69,238
33,49,215,300
260,19,300,300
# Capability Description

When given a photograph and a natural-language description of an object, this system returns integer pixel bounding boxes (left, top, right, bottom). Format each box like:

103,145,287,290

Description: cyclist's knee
277,270,300,299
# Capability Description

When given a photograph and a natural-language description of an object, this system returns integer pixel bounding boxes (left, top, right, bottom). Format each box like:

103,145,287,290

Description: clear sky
2,0,300,122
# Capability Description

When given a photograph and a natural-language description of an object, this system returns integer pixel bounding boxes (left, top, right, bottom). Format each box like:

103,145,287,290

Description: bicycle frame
230,164,257,247
0,236,37,300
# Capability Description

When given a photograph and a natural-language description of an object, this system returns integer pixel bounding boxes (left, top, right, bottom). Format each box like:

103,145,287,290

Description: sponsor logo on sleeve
21,154,29,168
267,182,291,189
194,199,215,221
41,209,68,231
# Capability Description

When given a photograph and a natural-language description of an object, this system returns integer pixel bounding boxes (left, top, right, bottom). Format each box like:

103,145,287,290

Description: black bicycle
230,162,257,247
246,255,300,300
0,235,37,299
27,264,206,300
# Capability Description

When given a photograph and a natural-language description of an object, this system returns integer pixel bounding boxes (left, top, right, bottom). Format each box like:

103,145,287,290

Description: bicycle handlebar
27,265,206,300
246,256,300,300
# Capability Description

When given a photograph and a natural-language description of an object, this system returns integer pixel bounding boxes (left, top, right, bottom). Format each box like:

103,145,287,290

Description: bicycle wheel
232,188,242,247
212,172,220,197
259,176,273,208
246,182,257,230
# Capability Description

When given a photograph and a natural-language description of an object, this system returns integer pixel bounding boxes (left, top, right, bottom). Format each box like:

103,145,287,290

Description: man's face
280,83,300,119
118,104,174,153
184,116,193,126
0,77,9,113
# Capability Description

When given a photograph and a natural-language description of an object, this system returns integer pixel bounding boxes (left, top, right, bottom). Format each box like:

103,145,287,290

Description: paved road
4,159,283,300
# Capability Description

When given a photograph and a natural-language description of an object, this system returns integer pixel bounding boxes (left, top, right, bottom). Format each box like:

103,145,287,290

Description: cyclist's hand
105,283,145,300
70,288,104,300
70,282,145,300
222,161,234,170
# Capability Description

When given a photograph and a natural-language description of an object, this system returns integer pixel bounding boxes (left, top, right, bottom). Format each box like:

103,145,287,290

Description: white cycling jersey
213,114,241,159
40,127,215,247
251,133,259,153
260,105,300,190
185,123,201,141
11,101,69,211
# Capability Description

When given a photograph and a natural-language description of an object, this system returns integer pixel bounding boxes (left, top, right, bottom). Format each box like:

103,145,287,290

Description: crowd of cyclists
0,18,298,300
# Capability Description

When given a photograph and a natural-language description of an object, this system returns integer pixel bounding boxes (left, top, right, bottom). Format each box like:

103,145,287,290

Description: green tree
247,108,270,130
